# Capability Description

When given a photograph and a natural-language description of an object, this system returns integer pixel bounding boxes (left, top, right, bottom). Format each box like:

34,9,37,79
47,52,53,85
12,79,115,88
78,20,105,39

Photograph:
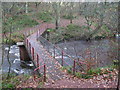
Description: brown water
57,38,118,68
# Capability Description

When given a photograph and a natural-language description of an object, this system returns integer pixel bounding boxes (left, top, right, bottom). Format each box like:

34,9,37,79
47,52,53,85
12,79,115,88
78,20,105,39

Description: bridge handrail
38,35,87,64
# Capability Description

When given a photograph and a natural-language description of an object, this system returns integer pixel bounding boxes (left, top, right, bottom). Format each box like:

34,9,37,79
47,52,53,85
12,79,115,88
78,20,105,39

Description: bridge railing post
37,54,39,67
29,42,31,54
44,64,46,82
32,47,34,60
73,60,76,75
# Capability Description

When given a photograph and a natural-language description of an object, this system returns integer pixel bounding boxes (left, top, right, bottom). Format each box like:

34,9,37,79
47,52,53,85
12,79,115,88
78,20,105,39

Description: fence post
62,50,64,66
29,42,31,54
37,54,39,67
53,45,55,58
44,64,46,82
32,47,34,60
73,60,76,75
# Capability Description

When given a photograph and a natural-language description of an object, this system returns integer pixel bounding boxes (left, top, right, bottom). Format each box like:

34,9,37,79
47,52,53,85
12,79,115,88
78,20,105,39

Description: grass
1,73,31,89
61,66,72,74
61,64,118,79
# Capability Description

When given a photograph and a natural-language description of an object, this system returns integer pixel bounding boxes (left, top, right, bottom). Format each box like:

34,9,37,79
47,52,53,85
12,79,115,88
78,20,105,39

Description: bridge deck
26,21,70,81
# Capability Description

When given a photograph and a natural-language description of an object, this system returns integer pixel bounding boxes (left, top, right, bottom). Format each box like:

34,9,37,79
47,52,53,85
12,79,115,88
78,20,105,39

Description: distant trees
80,2,117,40
2,2,13,78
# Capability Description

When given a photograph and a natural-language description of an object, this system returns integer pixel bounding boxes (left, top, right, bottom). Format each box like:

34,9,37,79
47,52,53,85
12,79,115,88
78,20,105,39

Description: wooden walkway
25,20,71,81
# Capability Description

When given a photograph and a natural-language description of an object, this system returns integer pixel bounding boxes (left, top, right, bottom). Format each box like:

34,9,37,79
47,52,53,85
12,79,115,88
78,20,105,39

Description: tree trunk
25,2,28,14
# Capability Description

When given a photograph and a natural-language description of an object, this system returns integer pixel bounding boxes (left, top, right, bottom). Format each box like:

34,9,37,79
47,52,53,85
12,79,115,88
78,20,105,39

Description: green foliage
3,33,24,44
62,15,76,19
3,15,38,33
81,74,93,79
22,88,32,90
67,68,72,74
61,66,72,74
46,28,55,32
66,24,80,31
2,83,15,89
37,11,52,22
75,72,82,78
1,74,31,88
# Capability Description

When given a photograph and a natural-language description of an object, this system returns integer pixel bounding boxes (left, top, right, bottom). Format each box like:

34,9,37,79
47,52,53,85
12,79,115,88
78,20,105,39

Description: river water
1,44,35,75
56,38,118,68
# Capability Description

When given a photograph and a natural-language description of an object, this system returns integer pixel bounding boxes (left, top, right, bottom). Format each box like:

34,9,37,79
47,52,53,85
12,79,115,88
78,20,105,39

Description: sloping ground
44,69,118,88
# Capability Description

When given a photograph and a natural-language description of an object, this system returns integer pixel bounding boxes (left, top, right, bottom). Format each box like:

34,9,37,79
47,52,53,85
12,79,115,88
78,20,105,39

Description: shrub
37,12,52,22
75,72,82,78
3,83,15,89
87,68,101,75
62,15,76,19
67,68,72,74
81,74,93,79
67,24,80,31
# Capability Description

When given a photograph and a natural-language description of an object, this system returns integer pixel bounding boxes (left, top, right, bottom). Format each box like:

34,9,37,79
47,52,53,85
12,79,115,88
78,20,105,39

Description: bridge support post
37,54,39,67
17,42,31,61
73,60,76,75
32,47,34,60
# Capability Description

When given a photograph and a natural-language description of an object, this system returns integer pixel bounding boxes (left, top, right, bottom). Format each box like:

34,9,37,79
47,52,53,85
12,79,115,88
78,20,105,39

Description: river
1,44,35,75
56,38,118,68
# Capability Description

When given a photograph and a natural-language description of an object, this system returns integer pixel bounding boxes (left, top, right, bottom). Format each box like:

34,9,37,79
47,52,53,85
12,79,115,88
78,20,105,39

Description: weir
17,42,31,61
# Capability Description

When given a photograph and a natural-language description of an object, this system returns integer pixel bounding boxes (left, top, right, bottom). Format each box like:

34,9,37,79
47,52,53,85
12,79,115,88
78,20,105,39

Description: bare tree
69,2,74,24
82,2,107,41
52,2,60,29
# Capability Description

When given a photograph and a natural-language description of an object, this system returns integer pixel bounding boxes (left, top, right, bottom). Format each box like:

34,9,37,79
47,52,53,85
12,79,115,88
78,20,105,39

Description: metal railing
25,38,46,82
37,35,87,74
